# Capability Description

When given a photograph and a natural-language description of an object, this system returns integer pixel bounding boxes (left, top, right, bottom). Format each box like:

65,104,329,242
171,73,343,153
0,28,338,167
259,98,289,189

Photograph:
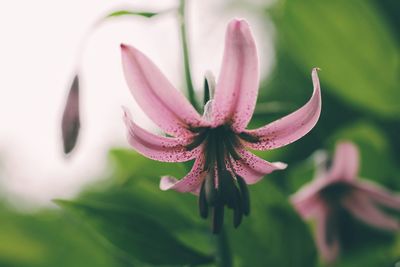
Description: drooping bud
61,75,80,154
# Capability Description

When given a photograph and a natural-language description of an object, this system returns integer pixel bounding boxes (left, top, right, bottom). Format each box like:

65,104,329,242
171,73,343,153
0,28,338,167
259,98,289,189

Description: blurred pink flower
291,141,400,263
121,19,321,233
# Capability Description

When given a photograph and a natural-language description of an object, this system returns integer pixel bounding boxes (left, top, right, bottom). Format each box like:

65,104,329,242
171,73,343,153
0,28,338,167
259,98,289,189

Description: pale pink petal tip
274,162,288,169
158,157,205,193
160,176,202,195
159,176,179,191
121,105,130,117
232,150,287,185
229,18,249,28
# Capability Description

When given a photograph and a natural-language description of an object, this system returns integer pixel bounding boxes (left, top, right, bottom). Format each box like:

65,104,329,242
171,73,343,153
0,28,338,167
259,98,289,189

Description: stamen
189,126,208,133
212,203,224,234
198,125,250,231
238,132,260,143
205,172,217,205
199,181,209,219
204,131,216,171
186,131,208,150
233,188,243,228
218,169,237,209
224,136,241,160
237,176,250,216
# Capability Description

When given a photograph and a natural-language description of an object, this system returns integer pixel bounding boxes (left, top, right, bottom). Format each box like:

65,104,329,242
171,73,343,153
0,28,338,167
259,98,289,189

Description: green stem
215,228,233,267
178,0,199,111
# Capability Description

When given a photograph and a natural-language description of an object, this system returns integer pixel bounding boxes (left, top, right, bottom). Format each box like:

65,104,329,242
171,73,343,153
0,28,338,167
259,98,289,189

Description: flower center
319,182,353,246
190,125,250,233
319,181,352,206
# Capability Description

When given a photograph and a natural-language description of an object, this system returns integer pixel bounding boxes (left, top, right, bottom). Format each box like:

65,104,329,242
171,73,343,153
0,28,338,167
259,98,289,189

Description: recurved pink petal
122,107,201,162
160,156,206,194
315,205,340,264
121,44,206,137
242,68,321,150
289,175,339,210
342,192,400,231
291,194,323,219
231,149,287,184
352,180,400,210
329,142,359,181
212,19,259,131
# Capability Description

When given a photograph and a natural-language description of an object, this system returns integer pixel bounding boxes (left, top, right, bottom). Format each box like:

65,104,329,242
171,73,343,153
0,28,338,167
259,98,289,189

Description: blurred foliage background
0,0,399,266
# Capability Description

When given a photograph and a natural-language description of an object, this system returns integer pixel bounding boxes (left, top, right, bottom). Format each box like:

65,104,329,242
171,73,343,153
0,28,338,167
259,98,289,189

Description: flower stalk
178,0,198,111
215,228,233,267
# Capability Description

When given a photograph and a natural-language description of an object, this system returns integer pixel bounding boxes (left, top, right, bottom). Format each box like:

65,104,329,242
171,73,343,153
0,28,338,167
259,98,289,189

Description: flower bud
61,75,80,154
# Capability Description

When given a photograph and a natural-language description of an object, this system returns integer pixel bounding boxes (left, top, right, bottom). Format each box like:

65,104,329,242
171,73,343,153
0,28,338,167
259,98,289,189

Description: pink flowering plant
120,19,321,233
3,1,398,267
291,141,400,263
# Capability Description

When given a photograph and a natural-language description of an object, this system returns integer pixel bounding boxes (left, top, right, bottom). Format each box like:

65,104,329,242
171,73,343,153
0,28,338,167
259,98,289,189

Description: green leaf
55,198,213,266
272,0,400,118
108,148,187,185
106,10,159,18
226,180,317,267
0,206,118,267
56,147,317,267
337,240,400,267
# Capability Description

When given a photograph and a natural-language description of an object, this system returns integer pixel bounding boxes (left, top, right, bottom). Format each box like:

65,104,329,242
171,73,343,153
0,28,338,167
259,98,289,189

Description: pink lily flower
120,19,322,233
291,141,400,263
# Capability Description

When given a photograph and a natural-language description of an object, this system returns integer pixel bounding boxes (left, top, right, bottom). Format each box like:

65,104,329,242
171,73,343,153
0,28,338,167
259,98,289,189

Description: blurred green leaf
227,180,317,267
272,0,400,118
55,147,318,267
374,0,400,42
109,148,187,185
56,149,214,265
286,153,316,194
95,149,215,255
337,235,399,267
56,198,214,266
106,10,159,18
0,206,118,267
